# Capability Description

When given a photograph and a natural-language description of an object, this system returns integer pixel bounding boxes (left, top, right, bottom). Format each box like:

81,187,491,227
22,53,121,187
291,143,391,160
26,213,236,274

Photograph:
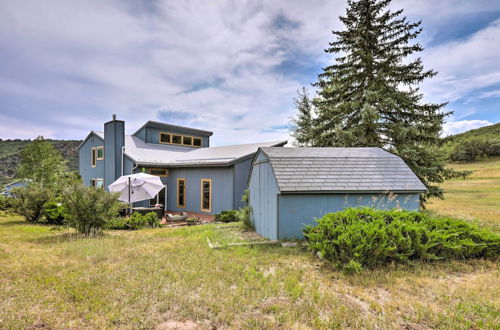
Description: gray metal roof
260,147,426,193
87,130,286,166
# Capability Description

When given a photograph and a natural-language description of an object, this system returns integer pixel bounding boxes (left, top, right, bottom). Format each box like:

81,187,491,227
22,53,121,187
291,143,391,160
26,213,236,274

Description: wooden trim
177,178,186,208
148,168,168,177
91,147,96,167
159,132,171,144
200,178,212,213
96,146,104,160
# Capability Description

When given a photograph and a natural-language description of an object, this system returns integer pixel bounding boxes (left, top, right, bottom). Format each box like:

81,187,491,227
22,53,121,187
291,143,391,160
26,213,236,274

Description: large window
200,179,211,212
91,148,97,167
158,131,202,148
177,178,186,208
96,146,104,160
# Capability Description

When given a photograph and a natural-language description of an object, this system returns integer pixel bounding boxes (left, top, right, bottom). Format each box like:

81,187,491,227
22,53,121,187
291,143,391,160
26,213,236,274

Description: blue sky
0,0,499,145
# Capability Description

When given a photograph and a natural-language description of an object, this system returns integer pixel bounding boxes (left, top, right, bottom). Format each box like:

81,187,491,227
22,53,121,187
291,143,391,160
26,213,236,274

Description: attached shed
248,147,427,240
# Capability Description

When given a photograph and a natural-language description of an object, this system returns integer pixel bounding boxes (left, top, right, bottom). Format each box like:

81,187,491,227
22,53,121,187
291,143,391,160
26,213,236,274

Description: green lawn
0,214,498,329
427,157,500,232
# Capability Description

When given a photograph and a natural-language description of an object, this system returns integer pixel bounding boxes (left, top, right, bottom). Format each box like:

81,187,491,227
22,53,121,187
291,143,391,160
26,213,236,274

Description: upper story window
91,148,97,167
96,146,104,160
160,132,171,144
172,134,182,144
158,132,202,148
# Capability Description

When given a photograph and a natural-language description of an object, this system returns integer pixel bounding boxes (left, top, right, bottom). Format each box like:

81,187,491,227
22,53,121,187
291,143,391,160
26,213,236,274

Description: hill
449,122,500,140
0,139,81,186
443,122,500,161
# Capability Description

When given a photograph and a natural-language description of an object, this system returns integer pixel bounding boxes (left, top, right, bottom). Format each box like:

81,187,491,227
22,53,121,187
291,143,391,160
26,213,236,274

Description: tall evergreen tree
300,0,466,202
291,87,315,146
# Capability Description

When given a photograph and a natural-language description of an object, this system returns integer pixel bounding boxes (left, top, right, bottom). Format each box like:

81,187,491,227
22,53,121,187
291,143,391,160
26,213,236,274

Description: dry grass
427,157,500,232
0,214,498,329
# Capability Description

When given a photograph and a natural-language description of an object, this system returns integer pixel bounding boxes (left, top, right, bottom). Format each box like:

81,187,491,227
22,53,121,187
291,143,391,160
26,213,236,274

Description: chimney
104,115,125,189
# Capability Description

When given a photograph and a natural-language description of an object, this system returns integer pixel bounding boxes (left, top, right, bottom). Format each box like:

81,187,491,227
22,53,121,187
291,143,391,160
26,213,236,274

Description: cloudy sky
0,0,499,145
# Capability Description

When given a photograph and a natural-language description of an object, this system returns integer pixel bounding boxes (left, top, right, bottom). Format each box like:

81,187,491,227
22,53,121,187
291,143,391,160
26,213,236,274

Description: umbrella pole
128,177,131,216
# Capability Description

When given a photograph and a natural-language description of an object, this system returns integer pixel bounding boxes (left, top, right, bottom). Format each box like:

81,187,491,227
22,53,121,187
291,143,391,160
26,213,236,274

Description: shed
248,147,427,240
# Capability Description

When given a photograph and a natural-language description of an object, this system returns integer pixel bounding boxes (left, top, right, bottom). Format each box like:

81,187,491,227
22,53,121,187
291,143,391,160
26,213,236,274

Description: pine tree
305,0,467,202
291,87,315,146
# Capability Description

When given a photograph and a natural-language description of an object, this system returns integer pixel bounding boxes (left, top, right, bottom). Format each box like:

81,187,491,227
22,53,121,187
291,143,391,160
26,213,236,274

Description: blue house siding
277,193,421,240
166,167,233,214
232,157,253,209
104,119,125,188
79,132,105,187
248,154,279,240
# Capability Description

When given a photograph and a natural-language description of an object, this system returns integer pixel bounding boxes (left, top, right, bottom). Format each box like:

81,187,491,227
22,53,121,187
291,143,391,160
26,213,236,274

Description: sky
0,0,499,145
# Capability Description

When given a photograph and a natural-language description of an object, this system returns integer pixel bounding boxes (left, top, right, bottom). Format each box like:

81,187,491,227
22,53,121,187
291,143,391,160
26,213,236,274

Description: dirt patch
342,293,371,314
156,320,198,330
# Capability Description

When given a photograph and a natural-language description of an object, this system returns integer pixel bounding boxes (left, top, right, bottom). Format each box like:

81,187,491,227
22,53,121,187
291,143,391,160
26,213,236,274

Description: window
158,131,203,148
148,168,168,177
177,178,186,208
172,134,182,144
182,136,192,146
200,179,211,212
159,132,171,144
90,178,103,188
96,146,104,160
91,148,96,167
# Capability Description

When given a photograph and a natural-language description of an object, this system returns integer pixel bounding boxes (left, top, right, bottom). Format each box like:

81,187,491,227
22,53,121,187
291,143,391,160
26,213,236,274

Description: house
78,115,286,214
1,179,29,197
248,147,426,240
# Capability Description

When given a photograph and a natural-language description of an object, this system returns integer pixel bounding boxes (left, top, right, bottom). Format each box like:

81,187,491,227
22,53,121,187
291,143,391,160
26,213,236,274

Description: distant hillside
0,139,81,186
443,122,500,161
448,122,500,140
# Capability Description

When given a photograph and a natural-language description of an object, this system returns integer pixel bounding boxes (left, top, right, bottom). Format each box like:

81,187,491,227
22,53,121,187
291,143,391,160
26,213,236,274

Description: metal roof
85,130,286,166
125,136,286,166
132,120,213,137
259,147,427,193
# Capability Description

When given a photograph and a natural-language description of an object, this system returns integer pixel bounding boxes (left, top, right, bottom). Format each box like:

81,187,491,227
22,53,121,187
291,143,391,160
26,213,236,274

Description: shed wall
248,155,279,240
277,193,421,239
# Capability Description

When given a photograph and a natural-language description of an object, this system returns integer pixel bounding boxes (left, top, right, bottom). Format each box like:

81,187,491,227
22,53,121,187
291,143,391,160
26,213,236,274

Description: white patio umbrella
108,173,164,203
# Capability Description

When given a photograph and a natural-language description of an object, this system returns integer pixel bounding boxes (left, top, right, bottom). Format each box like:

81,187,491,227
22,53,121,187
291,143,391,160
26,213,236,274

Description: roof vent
112,114,117,121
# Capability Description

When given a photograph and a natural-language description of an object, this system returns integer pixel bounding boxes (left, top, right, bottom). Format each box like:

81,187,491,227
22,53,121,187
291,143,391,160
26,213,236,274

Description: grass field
0,159,499,329
427,157,500,232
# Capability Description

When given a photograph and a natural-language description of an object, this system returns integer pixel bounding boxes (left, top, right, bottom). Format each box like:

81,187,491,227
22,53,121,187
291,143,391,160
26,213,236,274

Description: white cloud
0,0,498,143
442,120,493,136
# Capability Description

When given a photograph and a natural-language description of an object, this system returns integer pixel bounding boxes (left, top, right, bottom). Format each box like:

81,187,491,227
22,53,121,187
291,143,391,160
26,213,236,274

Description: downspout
121,146,125,176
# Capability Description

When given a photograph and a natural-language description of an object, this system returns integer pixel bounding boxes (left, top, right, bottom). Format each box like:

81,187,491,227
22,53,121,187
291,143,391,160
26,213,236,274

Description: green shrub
105,217,128,230
63,183,121,236
0,195,13,211
304,208,500,271
239,189,253,230
105,212,160,230
215,210,239,222
10,186,53,223
143,212,161,228
42,198,67,225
